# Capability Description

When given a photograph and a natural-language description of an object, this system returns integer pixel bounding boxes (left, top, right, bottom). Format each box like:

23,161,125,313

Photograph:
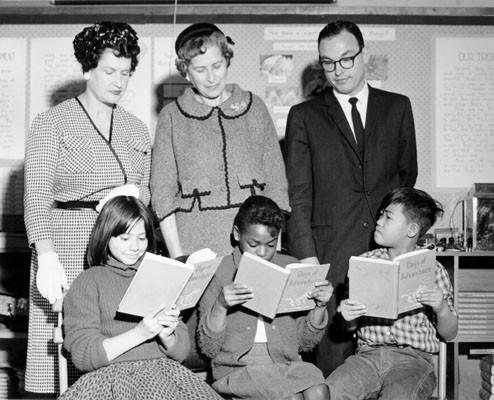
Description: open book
233,252,330,319
118,249,223,317
348,248,436,319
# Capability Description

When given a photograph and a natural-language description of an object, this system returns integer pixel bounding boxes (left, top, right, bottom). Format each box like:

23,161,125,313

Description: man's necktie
349,97,365,157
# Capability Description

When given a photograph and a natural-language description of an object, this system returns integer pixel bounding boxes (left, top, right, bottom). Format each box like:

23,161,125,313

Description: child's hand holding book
308,280,333,308
136,303,179,341
157,307,180,348
216,283,254,311
338,299,367,322
415,287,445,313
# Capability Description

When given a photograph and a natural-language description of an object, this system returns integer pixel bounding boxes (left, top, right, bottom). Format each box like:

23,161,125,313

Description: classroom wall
0,15,493,242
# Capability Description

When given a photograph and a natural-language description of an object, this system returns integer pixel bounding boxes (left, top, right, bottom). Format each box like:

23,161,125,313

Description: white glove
186,248,217,265
96,184,139,213
36,252,68,304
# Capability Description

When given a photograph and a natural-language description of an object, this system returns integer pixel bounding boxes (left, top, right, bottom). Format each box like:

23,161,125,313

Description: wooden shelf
436,251,494,400
438,250,494,257
0,1,493,24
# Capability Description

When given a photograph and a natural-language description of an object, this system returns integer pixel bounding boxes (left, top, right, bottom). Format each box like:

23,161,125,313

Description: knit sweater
198,247,329,381
63,257,190,372
151,83,289,219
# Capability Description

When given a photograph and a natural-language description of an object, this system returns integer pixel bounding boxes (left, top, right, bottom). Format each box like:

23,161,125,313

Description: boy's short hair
234,195,284,238
379,187,444,237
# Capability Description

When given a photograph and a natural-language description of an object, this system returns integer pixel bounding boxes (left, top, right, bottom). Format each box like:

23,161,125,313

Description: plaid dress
24,98,151,393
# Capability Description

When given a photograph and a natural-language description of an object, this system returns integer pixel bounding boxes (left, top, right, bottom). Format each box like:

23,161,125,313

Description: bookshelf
437,251,494,400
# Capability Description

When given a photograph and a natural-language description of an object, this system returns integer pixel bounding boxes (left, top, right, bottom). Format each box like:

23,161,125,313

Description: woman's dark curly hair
73,21,140,73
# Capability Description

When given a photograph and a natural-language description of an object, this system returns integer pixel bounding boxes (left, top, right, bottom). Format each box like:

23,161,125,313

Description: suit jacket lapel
324,88,361,160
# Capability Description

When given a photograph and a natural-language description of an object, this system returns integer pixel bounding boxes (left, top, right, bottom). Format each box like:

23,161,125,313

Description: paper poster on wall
261,25,396,138
264,26,395,42
434,36,494,190
0,38,27,160
29,37,152,129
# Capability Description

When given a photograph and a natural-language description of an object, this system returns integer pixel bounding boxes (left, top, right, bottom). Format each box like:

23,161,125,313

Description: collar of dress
176,83,252,118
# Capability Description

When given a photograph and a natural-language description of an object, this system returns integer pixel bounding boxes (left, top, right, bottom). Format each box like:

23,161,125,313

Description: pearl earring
83,72,91,80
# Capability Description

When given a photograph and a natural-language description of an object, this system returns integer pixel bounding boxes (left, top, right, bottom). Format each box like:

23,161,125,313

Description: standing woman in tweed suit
151,23,289,259
23,21,151,395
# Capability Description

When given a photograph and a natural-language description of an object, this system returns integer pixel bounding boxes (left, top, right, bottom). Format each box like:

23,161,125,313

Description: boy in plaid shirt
326,187,458,400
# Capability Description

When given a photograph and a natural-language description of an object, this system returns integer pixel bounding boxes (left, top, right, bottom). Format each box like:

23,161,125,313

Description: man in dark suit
283,20,418,377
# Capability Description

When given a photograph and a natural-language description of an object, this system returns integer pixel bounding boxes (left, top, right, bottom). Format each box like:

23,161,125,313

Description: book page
175,256,223,310
277,263,330,314
396,249,436,314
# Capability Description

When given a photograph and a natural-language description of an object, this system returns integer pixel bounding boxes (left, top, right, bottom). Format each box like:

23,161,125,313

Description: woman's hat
174,22,234,55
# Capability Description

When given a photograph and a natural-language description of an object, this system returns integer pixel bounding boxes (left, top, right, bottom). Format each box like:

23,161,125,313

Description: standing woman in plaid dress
23,21,151,395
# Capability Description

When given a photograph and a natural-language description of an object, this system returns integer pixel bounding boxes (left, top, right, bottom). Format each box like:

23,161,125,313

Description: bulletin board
0,20,493,232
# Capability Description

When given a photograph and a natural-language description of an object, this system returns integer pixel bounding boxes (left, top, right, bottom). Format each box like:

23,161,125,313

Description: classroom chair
433,341,448,400
52,296,68,395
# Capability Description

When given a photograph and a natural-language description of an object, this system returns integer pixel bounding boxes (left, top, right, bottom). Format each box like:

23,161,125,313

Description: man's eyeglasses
319,47,363,73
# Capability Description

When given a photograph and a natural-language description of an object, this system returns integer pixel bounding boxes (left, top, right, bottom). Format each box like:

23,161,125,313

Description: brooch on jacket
230,101,247,112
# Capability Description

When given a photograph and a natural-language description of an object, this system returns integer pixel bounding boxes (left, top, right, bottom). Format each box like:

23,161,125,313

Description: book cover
481,386,494,399
348,256,399,319
277,263,330,314
118,252,194,317
481,356,494,375
234,252,330,319
234,252,290,319
118,250,221,317
175,256,223,310
349,249,436,319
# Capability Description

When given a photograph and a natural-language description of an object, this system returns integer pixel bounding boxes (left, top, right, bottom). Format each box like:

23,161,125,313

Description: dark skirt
212,343,326,400
57,358,221,400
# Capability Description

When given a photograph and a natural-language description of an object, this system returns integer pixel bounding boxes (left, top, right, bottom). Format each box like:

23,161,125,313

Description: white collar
333,81,369,104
